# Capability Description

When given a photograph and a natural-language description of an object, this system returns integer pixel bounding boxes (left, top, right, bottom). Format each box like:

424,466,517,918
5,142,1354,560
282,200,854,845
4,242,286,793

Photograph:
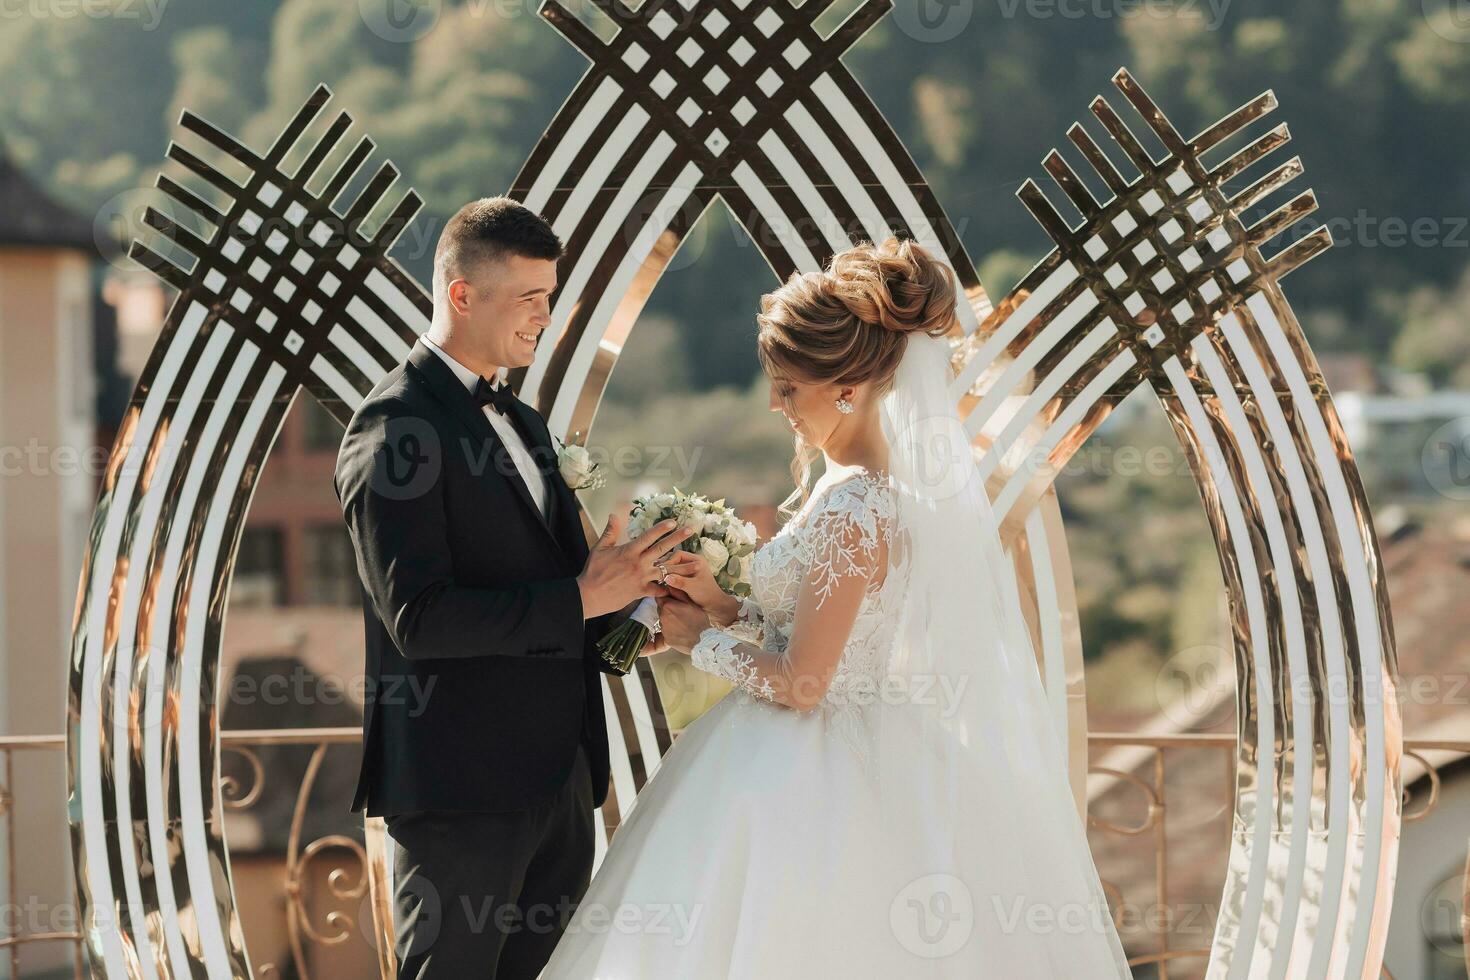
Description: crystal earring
835,397,854,414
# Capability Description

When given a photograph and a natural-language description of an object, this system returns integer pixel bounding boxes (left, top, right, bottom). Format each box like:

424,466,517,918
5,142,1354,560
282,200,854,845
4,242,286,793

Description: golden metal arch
64,0,1401,976
981,67,1403,977
67,87,429,978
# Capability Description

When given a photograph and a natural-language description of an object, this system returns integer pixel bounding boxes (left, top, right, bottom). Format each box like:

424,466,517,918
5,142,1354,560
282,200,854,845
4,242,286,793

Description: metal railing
0,735,83,979
2,730,1466,979
1086,732,1470,979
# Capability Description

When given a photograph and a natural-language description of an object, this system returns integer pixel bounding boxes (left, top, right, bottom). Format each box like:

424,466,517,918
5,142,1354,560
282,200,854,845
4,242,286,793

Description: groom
334,196,689,979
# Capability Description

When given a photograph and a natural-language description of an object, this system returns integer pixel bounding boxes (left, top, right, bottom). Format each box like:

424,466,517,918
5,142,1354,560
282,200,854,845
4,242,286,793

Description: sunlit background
0,0,1467,976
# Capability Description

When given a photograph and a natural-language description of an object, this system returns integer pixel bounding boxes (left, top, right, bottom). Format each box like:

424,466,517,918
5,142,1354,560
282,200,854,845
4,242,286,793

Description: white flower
730,518,756,547
617,488,754,586
557,439,604,492
723,520,746,548
699,537,730,574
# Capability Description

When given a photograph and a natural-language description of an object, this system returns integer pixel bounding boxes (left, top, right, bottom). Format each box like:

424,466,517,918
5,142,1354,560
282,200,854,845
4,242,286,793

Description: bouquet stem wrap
596,597,661,675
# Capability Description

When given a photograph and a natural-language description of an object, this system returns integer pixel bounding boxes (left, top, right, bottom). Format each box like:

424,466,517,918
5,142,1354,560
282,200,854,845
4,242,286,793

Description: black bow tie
473,375,518,416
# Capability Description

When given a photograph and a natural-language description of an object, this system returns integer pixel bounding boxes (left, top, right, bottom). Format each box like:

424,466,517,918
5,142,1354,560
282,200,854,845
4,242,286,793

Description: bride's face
767,373,854,449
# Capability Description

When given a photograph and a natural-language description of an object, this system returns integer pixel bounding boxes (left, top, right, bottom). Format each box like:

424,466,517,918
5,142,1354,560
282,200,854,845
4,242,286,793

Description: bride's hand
640,629,671,657
660,552,741,625
655,596,712,655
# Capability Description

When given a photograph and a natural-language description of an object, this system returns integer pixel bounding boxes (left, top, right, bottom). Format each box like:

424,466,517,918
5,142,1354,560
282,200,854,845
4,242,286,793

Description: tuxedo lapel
405,340,561,551
507,398,593,570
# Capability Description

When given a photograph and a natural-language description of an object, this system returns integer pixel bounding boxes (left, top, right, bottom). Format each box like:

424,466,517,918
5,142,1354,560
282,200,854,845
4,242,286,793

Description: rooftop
0,148,95,251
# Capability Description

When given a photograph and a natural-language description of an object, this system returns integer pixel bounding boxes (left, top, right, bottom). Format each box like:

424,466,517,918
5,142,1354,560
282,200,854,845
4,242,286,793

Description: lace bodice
689,468,910,741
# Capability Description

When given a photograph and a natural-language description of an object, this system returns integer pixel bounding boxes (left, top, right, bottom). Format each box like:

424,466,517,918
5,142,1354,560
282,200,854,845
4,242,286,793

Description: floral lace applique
687,469,908,761
690,627,775,701
797,474,899,608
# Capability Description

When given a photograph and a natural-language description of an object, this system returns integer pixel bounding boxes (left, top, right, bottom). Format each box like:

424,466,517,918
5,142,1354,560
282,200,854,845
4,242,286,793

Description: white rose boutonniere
554,434,605,492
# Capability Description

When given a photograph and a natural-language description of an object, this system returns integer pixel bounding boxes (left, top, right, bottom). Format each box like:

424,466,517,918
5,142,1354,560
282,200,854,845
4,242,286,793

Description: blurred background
0,0,1467,976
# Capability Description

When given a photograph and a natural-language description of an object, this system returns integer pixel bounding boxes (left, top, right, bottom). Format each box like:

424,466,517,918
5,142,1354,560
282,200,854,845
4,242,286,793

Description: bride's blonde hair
756,236,959,517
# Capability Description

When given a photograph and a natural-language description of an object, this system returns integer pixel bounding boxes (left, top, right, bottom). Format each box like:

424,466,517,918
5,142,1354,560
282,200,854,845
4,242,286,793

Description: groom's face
452,253,556,370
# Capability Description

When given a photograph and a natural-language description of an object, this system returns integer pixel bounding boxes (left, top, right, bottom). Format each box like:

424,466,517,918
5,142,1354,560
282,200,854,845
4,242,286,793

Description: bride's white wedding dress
541,337,1132,979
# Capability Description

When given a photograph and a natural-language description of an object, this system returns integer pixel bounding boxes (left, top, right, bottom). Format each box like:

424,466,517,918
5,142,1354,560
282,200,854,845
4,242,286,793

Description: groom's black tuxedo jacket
334,338,617,816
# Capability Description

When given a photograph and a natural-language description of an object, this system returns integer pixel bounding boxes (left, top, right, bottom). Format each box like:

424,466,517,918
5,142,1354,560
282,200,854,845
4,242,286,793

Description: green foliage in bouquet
627,487,759,597
596,487,759,674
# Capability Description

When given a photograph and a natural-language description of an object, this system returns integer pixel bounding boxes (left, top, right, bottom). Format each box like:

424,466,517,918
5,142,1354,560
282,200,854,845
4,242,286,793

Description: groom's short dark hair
433,196,563,296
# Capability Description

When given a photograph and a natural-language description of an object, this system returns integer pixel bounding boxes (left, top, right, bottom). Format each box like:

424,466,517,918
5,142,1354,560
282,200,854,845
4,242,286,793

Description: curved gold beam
978,67,1402,977
66,86,428,977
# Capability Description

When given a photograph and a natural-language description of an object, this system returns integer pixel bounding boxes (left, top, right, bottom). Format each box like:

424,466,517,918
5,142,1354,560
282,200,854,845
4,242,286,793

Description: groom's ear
446,278,472,316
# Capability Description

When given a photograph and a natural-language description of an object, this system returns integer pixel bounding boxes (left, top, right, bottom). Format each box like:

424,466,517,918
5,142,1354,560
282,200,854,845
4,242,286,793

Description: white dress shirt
421,334,549,520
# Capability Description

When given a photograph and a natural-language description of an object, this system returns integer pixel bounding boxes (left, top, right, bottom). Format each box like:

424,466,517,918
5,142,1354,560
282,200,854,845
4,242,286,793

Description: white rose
653,492,676,510
730,520,757,548
699,537,730,575
558,442,602,490
675,505,703,534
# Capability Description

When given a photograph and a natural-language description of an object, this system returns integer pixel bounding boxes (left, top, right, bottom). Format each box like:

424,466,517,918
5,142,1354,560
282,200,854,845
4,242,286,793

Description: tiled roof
0,151,95,250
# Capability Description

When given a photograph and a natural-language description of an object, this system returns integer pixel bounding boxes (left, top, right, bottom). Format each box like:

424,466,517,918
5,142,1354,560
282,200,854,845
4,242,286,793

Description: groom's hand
576,512,694,619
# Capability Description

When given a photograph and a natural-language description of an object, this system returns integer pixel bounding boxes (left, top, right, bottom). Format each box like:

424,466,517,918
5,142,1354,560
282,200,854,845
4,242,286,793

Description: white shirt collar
421,334,509,393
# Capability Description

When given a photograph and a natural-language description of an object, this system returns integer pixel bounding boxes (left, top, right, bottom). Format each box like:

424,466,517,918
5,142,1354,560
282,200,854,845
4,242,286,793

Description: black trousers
384,743,596,979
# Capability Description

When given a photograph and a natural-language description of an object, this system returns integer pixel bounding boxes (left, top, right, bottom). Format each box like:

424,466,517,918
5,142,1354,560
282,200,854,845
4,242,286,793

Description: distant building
95,273,364,614
1317,351,1388,396
0,147,98,978
233,396,359,609
1333,389,1470,501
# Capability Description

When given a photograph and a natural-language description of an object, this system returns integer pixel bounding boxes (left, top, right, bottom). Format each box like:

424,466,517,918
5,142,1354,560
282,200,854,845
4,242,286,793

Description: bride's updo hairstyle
755,236,959,514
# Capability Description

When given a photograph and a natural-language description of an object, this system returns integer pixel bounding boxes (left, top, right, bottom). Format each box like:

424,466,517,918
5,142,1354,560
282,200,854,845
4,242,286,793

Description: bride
540,237,1132,978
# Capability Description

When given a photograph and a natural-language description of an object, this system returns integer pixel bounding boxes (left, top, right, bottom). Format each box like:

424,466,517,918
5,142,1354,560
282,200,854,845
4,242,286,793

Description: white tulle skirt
539,690,1132,979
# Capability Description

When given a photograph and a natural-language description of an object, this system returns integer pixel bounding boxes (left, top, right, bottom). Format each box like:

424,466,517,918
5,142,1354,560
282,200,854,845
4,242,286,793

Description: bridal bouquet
596,488,759,675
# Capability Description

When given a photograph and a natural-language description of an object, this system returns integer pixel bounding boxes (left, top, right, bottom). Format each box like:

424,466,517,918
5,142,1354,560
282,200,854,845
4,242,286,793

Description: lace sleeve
687,475,895,709
690,627,776,700
736,596,764,627
801,476,897,607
